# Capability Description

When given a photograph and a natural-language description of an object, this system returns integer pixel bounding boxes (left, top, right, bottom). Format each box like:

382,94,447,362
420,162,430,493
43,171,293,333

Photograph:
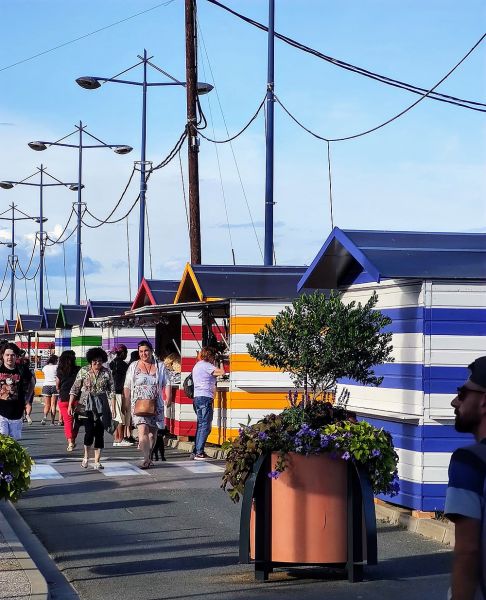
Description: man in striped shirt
445,356,486,600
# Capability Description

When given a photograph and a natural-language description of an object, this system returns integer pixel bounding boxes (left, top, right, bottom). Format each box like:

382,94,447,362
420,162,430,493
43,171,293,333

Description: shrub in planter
222,291,398,501
0,434,33,502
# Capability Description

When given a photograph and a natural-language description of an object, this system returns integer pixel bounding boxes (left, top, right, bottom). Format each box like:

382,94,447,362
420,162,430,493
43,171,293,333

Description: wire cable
206,0,486,113
275,29,485,142
327,142,334,229
150,130,188,172
44,206,77,246
62,241,69,304
178,151,190,234
126,216,132,300
82,167,136,225
24,278,29,314
43,256,51,308
145,200,153,279
80,248,88,303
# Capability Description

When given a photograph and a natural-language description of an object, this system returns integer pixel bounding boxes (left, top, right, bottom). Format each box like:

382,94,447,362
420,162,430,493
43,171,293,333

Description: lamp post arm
89,77,144,86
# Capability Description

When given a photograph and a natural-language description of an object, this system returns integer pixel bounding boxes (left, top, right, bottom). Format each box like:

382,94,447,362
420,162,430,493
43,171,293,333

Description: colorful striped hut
298,227,486,511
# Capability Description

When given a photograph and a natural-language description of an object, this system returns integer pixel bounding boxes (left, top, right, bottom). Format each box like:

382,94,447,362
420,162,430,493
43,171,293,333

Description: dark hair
57,350,77,379
3,342,21,357
46,354,58,365
86,347,108,364
137,340,153,351
129,350,139,364
199,346,217,362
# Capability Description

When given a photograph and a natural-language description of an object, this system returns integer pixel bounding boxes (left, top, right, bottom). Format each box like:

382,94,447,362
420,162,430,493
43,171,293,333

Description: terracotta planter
250,452,348,563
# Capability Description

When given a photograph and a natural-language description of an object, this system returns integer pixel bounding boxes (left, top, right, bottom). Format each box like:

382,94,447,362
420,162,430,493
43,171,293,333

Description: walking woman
56,350,80,452
68,347,115,470
191,347,225,460
124,340,171,469
41,355,58,425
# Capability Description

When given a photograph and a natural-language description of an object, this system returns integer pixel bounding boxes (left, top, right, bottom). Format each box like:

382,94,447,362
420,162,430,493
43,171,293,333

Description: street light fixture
76,49,213,286
0,166,77,315
28,121,132,305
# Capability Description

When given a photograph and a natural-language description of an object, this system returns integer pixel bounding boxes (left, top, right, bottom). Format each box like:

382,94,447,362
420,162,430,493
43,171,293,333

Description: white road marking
170,460,224,474
101,462,149,477
30,465,63,480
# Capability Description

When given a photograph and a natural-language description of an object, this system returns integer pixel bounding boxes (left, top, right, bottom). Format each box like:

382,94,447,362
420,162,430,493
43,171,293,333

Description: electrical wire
150,130,188,172
0,0,177,73
178,151,190,234
145,200,153,279
80,248,88,303
62,241,69,303
44,207,76,246
24,278,29,314
82,167,136,225
0,281,12,303
82,192,140,227
274,29,485,142
43,256,51,308
195,96,266,143
126,216,132,300
326,142,334,229
206,0,486,113
0,300,4,322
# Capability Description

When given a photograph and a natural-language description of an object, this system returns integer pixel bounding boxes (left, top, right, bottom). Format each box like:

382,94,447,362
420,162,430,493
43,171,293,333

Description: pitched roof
131,279,180,310
175,264,307,303
55,304,86,328
16,314,43,332
3,320,16,334
83,300,131,327
42,309,58,329
298,227,486,290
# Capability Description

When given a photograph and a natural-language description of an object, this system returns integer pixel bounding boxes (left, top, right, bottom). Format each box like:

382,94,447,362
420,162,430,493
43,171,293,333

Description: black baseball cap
467,356,486,389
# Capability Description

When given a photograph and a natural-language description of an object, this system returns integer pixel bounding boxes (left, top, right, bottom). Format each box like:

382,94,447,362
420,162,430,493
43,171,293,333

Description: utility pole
264,0,275,265
185,0,202,264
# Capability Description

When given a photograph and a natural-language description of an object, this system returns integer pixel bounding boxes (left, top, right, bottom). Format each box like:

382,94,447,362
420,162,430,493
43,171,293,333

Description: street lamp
0,167,77,315
28,121,133,305
76,49,213,286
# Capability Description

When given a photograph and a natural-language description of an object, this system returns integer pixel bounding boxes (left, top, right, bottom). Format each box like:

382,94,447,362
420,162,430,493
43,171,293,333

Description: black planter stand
239,453,378,582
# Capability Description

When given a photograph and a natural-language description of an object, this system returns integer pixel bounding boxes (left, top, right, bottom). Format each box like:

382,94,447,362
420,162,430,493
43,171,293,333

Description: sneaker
120,438,135,446
112,441,122,447
26,415,32,425
67,443,75,452
194,453,210,461
40,418,47,425
93,462,104,470
58,421,64,426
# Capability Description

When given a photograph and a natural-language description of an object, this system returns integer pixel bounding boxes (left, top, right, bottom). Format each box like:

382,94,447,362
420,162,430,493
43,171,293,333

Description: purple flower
371,449,381,458
341,451,351,461
267,470,280,480
320,434,330,448
258,431,268,441
3,473,13,483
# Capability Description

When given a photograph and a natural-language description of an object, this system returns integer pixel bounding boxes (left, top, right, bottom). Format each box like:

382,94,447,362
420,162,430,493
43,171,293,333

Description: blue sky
0,0,484,316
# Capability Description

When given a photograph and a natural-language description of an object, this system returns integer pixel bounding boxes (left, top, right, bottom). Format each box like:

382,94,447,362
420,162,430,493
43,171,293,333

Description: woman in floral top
68,347,115,470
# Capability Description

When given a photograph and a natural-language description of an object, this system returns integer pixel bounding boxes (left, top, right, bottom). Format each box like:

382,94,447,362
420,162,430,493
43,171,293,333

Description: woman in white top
41,354,58,425
124,340,171,469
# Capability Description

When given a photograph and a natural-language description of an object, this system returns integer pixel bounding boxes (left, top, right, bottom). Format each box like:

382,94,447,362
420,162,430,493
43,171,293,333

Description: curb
0,502,49,600
375,502,455,546
166,438,227,459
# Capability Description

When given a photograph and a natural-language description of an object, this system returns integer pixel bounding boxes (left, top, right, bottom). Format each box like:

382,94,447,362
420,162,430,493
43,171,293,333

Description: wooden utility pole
185,0,202,264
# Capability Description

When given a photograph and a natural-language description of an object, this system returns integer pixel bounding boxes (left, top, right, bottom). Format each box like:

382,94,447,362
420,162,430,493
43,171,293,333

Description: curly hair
199,346,217,363
86,347,108,364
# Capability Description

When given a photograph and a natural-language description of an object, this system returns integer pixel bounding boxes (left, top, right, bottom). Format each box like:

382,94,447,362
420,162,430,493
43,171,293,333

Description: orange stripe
230,353,280,372
230,316,274,335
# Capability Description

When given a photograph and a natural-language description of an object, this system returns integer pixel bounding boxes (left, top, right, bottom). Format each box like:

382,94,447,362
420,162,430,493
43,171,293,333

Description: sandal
93,462,104,470
67,443,75,452
139,460,153,470
81,458,89,469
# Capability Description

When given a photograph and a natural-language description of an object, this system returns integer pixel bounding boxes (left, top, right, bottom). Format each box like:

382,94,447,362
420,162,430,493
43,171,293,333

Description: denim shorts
42,385,58,396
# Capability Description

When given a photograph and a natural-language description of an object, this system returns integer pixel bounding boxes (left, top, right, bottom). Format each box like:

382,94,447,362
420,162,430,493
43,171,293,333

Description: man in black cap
445,356,486,600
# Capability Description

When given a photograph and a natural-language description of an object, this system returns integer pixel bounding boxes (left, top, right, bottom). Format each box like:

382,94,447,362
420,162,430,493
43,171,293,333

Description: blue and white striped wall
338,280,486,511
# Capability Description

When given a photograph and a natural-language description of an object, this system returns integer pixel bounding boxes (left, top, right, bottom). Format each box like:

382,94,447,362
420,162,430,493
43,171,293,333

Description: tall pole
264,0,275,266
138,50,148,286
39,165,44,315
10,204,15,321
76,121,83,305
185,0,202,264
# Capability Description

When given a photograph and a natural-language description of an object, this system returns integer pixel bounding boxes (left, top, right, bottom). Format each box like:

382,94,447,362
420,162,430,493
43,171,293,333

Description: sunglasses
456,386,485,401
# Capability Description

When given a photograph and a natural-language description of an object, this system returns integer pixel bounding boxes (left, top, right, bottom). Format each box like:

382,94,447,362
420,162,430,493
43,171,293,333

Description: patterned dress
125,361,167,428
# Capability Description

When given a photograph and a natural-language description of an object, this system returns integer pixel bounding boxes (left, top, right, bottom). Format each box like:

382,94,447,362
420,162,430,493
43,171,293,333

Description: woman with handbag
124,340,171,469
68,347,115,470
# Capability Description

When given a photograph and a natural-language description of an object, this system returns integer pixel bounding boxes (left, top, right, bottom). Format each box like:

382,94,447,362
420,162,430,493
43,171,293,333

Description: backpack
183,372,194,399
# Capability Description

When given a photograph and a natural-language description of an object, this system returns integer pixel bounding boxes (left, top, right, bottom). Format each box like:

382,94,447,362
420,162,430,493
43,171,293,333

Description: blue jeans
193,396,213,455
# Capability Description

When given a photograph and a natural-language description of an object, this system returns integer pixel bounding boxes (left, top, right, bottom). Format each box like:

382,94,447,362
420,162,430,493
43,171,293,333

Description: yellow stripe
230,316,274,335
213,390,289,410
231,353,280,372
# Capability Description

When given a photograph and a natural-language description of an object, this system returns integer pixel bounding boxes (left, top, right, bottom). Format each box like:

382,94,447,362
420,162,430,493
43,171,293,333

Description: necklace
139,360,153,375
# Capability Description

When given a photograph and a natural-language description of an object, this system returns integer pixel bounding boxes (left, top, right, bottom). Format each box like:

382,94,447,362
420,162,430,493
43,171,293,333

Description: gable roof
42,309,58,329
175,264,307,304
3,320,16,334
298,227,486,290
83,300,131,327
131,279,180,310
16,314,43,332
55,304,86,328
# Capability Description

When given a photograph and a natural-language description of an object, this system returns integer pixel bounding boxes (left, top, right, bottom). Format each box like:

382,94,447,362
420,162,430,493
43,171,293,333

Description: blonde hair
164,352,181,372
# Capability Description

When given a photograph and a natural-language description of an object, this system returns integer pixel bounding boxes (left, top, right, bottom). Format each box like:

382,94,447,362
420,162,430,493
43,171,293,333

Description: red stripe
181,325,224,341
173,420,197,436
181,357,198,372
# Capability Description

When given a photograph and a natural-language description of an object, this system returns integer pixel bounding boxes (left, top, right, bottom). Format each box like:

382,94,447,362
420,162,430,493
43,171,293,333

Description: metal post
264,0,275,266
137,50,148,286
39,165,44,315
76,121,83,305
10,204,15,321
185,0,202,264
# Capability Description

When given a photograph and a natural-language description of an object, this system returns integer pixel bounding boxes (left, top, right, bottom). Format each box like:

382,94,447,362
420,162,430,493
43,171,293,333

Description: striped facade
55,328,71,356
336,279,486,511
101,326,156,353
71,326,102,367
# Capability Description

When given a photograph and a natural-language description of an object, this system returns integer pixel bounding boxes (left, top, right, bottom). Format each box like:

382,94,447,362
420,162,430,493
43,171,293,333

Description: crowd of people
0,339,224,470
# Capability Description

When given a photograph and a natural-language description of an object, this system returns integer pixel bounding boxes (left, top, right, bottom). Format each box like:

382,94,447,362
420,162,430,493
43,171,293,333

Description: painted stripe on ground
167,460,224,474
101,462,149,477
30,465,64,479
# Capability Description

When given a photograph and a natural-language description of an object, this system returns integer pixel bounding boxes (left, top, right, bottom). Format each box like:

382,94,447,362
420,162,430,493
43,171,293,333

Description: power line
206,0,486,113
274,30,485,142
0,0,177,74
62,242,69,304
196,96,266,143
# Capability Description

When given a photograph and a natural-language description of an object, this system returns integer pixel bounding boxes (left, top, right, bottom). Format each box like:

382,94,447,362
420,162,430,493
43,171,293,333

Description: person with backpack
445,356,486,600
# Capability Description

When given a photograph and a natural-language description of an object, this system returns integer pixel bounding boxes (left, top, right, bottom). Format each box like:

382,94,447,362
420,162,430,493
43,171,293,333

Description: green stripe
71,336,102,346
75,357,88,367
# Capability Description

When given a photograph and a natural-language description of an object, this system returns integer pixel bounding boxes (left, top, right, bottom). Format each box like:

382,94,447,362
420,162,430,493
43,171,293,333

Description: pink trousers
58,401,77,442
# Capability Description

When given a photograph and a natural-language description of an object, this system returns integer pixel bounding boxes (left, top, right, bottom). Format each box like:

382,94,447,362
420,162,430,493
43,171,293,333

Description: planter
240,452,377,582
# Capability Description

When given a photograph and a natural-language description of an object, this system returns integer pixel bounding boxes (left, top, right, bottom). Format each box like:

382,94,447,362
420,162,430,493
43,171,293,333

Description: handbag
183,371,194,399
134,397,156,417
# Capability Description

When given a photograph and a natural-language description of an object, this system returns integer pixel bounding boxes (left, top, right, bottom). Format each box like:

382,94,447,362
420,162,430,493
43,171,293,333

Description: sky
0,0,484,317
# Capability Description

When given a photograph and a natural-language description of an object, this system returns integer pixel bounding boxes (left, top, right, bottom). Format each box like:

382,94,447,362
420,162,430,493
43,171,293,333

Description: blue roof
83,301,131,327
55,305,86,328
42,309,57,329
298,228,486,290
17,314,43,332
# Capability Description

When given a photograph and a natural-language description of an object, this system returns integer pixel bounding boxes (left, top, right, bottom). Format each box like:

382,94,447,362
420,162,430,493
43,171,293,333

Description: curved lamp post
76,49,213,285
0,167,77,315
29,122,132,305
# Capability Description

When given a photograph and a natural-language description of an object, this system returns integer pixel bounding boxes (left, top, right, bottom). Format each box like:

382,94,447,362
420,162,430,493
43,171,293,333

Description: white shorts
0,415,23,440
113,394,130,426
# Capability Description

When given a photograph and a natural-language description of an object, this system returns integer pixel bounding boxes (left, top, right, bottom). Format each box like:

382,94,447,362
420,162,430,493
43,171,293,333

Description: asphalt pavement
11,403,453,600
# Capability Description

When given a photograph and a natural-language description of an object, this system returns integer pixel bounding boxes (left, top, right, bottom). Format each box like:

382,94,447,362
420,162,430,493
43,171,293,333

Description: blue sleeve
444,449,485,520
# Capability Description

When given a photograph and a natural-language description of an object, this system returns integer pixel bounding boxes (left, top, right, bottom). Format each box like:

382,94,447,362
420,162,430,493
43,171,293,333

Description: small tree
247,291,393,401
